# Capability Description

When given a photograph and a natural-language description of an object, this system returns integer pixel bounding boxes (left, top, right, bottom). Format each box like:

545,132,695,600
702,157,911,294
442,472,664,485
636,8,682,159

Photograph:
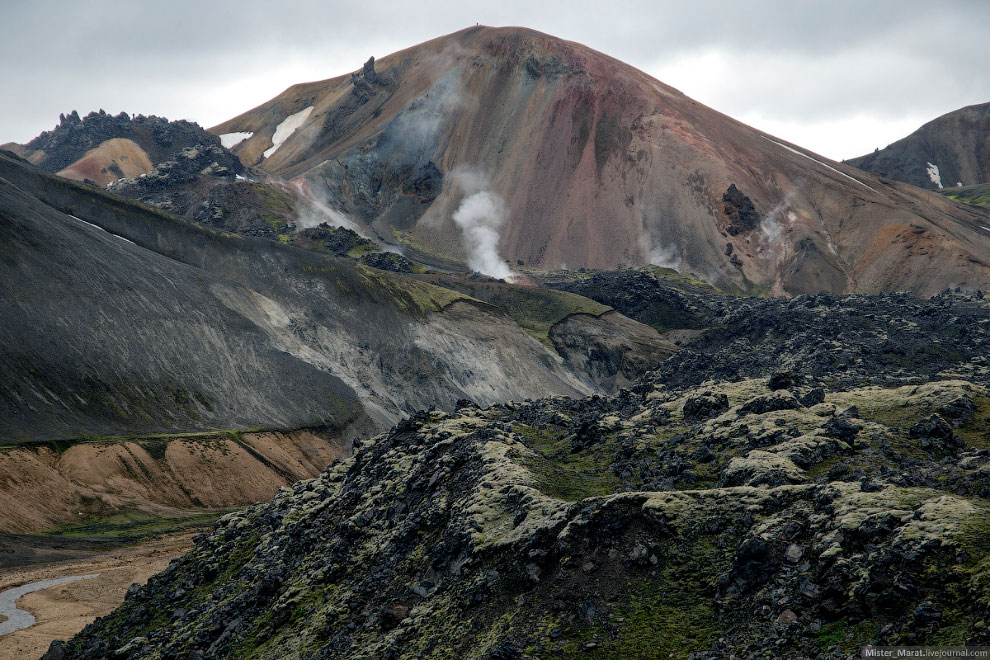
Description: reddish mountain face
212,26,990,296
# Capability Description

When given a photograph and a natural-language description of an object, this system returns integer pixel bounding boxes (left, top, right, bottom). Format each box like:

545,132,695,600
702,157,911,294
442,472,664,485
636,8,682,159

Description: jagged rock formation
2,110,235,187
49,286,990,659
547,269,989,389
210,26,990,295
107,143,244,195
848,102,990,190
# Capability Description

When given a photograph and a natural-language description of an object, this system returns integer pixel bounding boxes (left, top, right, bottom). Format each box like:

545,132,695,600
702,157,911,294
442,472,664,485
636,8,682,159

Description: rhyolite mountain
209,25,990,296
1,110,244,187
0,149,673,444
848,102,990,192
49,281,990,659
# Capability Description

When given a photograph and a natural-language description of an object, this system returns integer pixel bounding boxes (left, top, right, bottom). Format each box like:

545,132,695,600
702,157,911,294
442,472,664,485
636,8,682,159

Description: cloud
2,0,988,161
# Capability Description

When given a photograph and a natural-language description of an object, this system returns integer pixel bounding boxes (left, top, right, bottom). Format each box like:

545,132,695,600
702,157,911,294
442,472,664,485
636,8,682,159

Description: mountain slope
212,26,990,296
848,102,990,191
51,289,990,659
0,150,666,444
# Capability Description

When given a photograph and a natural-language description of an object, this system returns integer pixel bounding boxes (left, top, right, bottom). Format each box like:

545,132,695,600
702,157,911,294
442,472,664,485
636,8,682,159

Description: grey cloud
1,0,988,155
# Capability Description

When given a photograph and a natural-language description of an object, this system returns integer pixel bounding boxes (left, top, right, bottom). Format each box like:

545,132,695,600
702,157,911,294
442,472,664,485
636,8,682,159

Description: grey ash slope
0,151,655,443
52,285,990,659
0,153,359,441
848,102,990,190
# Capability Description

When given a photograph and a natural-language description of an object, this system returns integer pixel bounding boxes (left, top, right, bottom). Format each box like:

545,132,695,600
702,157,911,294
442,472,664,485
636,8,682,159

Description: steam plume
452,191,512,279
450,166,512,279
637,233,682,272
289,180,362,233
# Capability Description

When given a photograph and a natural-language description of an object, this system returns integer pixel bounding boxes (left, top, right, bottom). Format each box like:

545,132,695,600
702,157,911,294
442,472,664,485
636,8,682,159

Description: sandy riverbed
0,532,194,659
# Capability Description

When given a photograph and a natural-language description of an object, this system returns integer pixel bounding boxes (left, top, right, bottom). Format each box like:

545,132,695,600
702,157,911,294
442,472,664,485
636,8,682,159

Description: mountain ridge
848,102,990,191
207,25,990,296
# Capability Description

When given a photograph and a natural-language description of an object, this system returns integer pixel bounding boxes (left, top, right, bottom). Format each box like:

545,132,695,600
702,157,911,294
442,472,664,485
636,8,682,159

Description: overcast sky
2,0,988,161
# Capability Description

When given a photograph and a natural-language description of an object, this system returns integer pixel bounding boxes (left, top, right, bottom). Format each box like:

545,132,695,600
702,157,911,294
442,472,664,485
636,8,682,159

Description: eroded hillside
51,289,990,659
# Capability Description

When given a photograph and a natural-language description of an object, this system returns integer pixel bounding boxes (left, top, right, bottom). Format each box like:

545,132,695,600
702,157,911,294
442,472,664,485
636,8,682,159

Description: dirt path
0,532,194,659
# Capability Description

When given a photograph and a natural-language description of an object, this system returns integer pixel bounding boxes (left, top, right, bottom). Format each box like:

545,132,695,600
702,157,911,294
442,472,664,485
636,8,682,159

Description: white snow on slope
926,162,943,189
263,107,314,159
763,137,878,193
982,226,990,233
219,131,253,149
70,215,135,245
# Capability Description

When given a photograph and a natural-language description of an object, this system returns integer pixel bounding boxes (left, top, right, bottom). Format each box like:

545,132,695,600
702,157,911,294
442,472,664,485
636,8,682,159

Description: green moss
356,265,475,317
420,277,611,348
43,508,235,542
345,242,381,259
513,424,621,500
250,183,297,232
940,184,990,208
814,618,869,649
552,537,730,659
392,229,465,269
483,287,610,349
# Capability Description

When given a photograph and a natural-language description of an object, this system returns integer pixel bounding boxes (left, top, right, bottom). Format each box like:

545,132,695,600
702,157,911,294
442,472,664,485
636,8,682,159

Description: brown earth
0,532,194,660
212,26,990,295
55,138,153,187
0,429,349,534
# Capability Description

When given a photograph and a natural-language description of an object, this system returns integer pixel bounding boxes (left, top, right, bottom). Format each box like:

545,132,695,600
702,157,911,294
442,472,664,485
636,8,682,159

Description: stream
0,574,100,636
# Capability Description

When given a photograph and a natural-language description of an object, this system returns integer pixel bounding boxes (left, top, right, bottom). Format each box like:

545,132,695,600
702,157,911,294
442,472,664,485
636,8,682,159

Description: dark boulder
738,391,801,416
722,184,762,235
909,414,963,450
683,391,729,420
360,252,414,273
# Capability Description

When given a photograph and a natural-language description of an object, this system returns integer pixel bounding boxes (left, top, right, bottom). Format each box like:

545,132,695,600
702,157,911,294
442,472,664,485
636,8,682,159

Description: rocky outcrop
547,268,989,391
51,361,990,658
722,184,762,235
20,110,226,175
108,143,244,196
47,258,990,658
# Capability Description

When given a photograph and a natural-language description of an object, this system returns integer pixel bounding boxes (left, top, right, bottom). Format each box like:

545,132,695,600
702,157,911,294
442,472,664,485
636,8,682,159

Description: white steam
637,232,682,272
288,180,362,233
448,166,513,279
452,191,512,279
756,193,799,263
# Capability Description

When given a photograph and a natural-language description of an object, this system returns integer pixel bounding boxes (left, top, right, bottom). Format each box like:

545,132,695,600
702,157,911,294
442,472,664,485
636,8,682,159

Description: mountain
50,286,990,659
209,26,990,296
0,149,670,447
1,110,244,187
847,102,990,191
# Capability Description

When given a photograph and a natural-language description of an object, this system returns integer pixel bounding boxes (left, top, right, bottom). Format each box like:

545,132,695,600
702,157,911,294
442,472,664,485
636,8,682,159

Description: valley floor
0,532,194,659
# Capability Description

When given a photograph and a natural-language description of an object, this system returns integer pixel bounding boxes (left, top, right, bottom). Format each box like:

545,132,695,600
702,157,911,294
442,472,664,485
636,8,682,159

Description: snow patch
763,137,878,193
219,131,253,149
69,215,105,232
926,162,943,189
981,226,990,233
70,214,134,245
263,107,314,159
